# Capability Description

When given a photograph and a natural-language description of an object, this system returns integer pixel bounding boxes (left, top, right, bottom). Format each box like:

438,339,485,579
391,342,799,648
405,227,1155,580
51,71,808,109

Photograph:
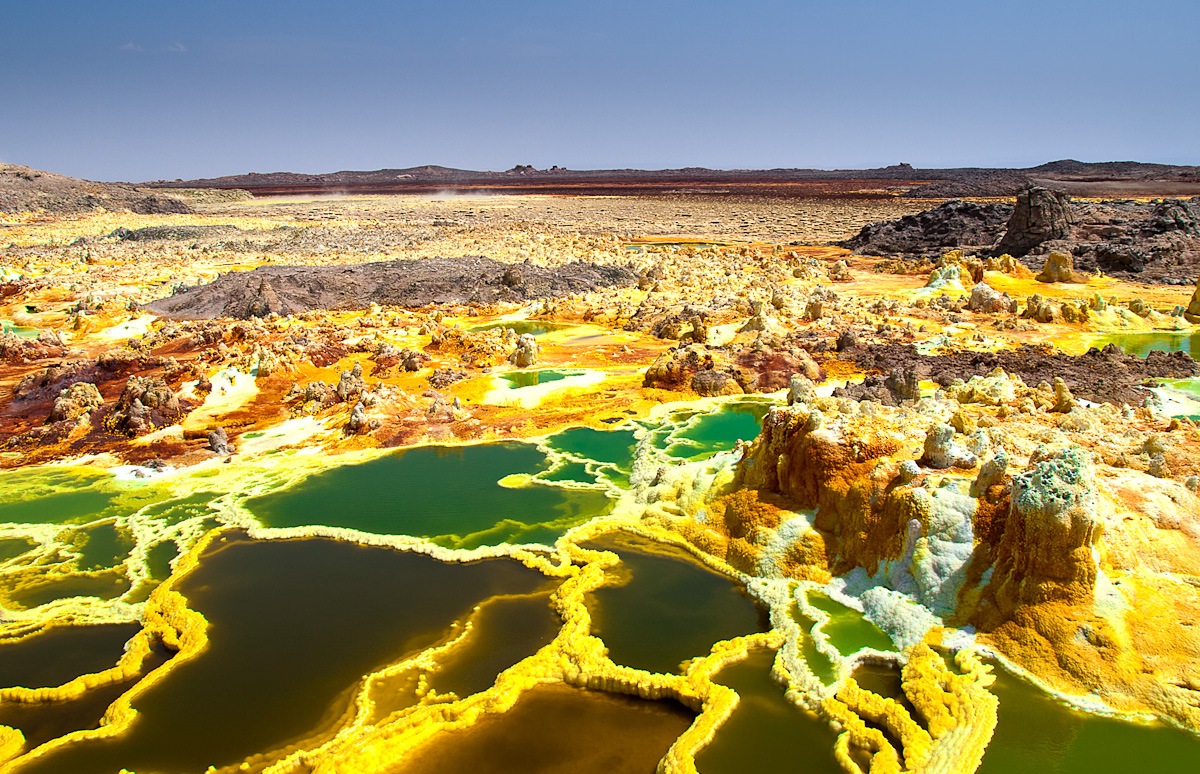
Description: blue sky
3,1,1197,181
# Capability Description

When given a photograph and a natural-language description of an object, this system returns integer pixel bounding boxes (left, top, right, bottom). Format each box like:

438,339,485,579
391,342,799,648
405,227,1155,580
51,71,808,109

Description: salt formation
46,381,102,422
712,367,1200,740
508,333,539,367
1035,251,1079,283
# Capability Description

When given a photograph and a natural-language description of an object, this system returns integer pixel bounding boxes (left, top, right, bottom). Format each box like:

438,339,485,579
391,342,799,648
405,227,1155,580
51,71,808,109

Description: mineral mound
145,256,638,319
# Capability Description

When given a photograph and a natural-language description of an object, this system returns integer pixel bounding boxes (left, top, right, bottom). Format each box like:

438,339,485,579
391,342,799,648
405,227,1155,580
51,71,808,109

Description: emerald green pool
0,468,121,526
1160,377,1200,399
22,535,548,774
584,533,766,674
1093,331,1200,359
789,603,837,685
806,592,894,655
74,520,135,570
546,426,639,488
666,402,768,459
0,537,37,562
539,461,597,485
1,320,39,338
696,649,840,773
549,427,638,469
977,665,1200,773
246,443,612,549
501,369,580,389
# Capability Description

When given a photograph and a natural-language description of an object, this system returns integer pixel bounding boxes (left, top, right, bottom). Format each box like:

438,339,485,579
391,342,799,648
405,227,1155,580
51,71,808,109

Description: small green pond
500,369,582,389
665,402,768,459
470,320,569,337
1092,331,1200,359
0,467,121,526
789,602,837,685
73,520,135,570
1,320,39,338
805,591,895,656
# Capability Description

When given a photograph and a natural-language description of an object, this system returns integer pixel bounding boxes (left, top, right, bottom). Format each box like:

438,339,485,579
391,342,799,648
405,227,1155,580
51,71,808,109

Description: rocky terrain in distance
147,159,1200,199
0,163,193,216
145,256,639,319
839,186,1200,284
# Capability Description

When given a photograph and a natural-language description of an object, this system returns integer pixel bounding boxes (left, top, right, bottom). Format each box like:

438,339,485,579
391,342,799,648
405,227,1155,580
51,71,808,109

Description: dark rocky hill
148,160,1200,199
1,163,192,215
145,256,638,319
838,186,1200,284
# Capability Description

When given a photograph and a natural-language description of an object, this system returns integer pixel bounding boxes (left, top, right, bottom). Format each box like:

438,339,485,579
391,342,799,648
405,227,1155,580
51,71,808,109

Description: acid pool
246,442,612,548
20,534,548,774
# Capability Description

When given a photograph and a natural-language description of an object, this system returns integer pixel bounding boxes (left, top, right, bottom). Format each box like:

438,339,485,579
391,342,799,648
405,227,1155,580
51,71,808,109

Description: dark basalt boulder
994,186,1073,257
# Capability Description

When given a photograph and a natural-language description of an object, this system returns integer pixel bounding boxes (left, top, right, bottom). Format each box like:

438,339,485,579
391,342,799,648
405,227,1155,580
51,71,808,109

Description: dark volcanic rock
848,343,1198,407
1,163,193,215
836,200,1013,256
994,186,1073,257
130,195,194,215
145,256,638,319
836,189,1200,283
112,224,236,241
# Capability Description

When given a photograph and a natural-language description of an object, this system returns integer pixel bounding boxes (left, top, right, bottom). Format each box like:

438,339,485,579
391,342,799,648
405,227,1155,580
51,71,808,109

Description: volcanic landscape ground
2,172,1200,774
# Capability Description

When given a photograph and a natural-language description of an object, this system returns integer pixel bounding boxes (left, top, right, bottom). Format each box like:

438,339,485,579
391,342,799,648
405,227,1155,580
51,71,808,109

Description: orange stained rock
737,405,909,576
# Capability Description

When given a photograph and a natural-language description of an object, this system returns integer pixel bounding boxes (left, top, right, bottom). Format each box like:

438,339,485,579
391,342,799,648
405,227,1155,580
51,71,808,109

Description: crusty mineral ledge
824,638,998,774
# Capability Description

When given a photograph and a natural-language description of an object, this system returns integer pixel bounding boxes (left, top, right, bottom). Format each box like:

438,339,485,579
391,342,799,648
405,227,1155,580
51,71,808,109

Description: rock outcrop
967,282,1015,314
994,186,1073,257
837,189,1200,283
47,381,103,423
146,257,639,319
977,445,1102,616
105,376,184,436
837,200,1014,257
208,427,234,455
1034,251,1079,283
1185,275,1200,323
336,362,366,402
508,333,539,368
919,424,977,470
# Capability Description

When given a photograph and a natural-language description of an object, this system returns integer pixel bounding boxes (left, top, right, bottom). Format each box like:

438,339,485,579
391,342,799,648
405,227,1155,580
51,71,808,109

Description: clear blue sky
4,1,1197,181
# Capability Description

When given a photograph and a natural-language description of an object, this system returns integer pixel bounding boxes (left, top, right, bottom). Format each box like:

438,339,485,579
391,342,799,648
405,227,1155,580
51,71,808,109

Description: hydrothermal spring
1,399,1198,773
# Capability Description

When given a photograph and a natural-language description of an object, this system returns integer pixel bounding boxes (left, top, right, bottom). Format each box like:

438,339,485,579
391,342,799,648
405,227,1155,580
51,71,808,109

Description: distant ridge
146,160,1200,199
1,163,193,215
